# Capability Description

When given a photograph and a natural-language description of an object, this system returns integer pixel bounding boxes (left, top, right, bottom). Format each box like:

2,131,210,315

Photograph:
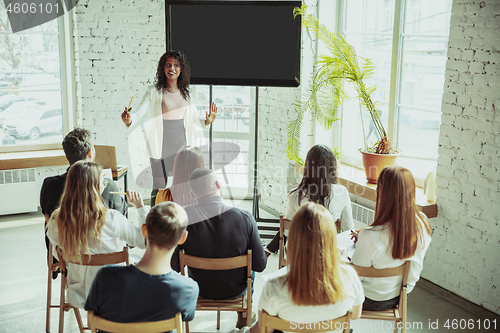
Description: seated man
85,202,199,326
172,168,267,328
40,127,127,277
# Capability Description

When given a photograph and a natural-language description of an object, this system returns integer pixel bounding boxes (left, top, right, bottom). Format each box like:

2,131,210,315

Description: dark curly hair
154,50,191,100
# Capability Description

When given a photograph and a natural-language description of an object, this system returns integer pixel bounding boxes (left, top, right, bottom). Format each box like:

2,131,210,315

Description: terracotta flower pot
360,151,399,184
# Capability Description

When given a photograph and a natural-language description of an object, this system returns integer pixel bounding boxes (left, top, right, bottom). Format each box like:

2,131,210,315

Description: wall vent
0,168,39,215
351,202,375,226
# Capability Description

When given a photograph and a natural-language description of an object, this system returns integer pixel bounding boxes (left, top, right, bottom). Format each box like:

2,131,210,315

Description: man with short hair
85,202,199,325
172,168,267,328
40,127,127,277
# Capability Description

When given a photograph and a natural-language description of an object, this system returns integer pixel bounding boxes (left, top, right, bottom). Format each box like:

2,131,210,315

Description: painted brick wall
73,0,166,198
257,87,300,214
425,0,500,314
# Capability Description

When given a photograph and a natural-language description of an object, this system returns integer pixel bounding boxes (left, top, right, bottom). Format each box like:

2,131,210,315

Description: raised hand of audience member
126,190,144,208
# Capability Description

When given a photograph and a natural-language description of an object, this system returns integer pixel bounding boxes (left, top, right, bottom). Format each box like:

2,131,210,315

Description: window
191,85,255,199
0,3,73,152
336,0,452,180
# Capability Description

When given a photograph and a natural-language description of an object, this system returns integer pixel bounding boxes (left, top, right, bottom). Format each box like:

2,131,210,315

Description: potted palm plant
286,4,398,184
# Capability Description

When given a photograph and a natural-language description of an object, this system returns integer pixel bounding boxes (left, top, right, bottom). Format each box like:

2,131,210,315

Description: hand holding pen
121,97,133,126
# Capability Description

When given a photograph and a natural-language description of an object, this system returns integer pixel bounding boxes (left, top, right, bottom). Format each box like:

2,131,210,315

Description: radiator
351,201,375,227
0,168,39,215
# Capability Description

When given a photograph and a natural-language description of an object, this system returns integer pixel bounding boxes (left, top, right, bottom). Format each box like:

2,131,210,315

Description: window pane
191,85,254,192
397,0,452,176
341,0,394,161
0,5,63,148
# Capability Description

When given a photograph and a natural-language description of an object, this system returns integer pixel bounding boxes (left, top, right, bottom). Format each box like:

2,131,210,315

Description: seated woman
155,146,205,206
46,160,147,308
243,202,363,333
351,165,433,311
265,144,353,255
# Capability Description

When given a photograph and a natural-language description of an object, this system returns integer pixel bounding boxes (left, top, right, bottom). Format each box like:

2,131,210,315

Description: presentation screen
166,1,302,87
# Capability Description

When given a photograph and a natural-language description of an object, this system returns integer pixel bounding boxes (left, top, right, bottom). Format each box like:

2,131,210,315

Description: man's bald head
188,168,219,198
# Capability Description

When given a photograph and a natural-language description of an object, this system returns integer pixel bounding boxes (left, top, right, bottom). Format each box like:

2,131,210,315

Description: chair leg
185,320,190,333
393,321,399,333
217,310,220,329
58,280,65,333
46,264,53,333
73,307,85,333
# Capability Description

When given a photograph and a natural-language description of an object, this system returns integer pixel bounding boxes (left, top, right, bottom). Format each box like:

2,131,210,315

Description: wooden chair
179,250,252,333
87,310,183,333
46,241,65,332
278,216,291,269
260,310,352,333
56,247,130,333
350,262,410,333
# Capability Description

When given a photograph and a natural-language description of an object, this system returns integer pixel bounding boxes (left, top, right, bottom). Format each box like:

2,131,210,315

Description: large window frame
314,0,451,184
0,11,75,154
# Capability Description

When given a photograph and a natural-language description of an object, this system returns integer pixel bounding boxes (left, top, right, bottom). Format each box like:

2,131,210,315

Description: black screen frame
165,0,302,87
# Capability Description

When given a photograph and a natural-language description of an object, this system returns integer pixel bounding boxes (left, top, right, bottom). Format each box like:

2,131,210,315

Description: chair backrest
350,261,410,312
94,145,118,171
278,216,292,269
88,310,183,333
57,246,130,268
179,250,252,276
350,262,409,285
260,310,352,333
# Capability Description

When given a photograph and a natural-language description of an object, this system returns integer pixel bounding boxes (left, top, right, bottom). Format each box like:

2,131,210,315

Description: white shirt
258,264,364,333
47,208,147,308
286,184,354,231
351,214,432,301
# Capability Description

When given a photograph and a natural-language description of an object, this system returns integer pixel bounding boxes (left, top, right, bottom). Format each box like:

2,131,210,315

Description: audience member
85,202,199,327
238,202,363,333
46,161,146,308
172,168,267,328
41,128,127,277
265,144,354,256
155,145,205,206
351,165,432,311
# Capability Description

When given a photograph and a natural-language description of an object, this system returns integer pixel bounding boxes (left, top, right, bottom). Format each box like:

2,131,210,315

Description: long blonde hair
170,146,205,206
372,165,432,260
286,202,346,305
51,161,107,263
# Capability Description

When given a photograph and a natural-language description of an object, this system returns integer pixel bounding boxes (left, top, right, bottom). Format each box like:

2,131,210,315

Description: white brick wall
426,0,500,314
73,0,166,198
257,86,300,213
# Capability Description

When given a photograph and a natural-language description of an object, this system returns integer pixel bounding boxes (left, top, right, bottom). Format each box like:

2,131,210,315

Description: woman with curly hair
46,161,147,308
121,50,217,202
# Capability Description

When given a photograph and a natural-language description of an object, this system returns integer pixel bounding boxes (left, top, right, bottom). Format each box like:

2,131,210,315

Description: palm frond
286,104,306,164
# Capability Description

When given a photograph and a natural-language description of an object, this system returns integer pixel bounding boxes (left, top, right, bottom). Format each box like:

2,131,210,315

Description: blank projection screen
167,1,301,87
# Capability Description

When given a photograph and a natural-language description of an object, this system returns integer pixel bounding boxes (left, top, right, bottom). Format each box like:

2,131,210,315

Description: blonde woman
241,202,363,333
351,166,432,311
155,146,205,206
47,161,147,308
